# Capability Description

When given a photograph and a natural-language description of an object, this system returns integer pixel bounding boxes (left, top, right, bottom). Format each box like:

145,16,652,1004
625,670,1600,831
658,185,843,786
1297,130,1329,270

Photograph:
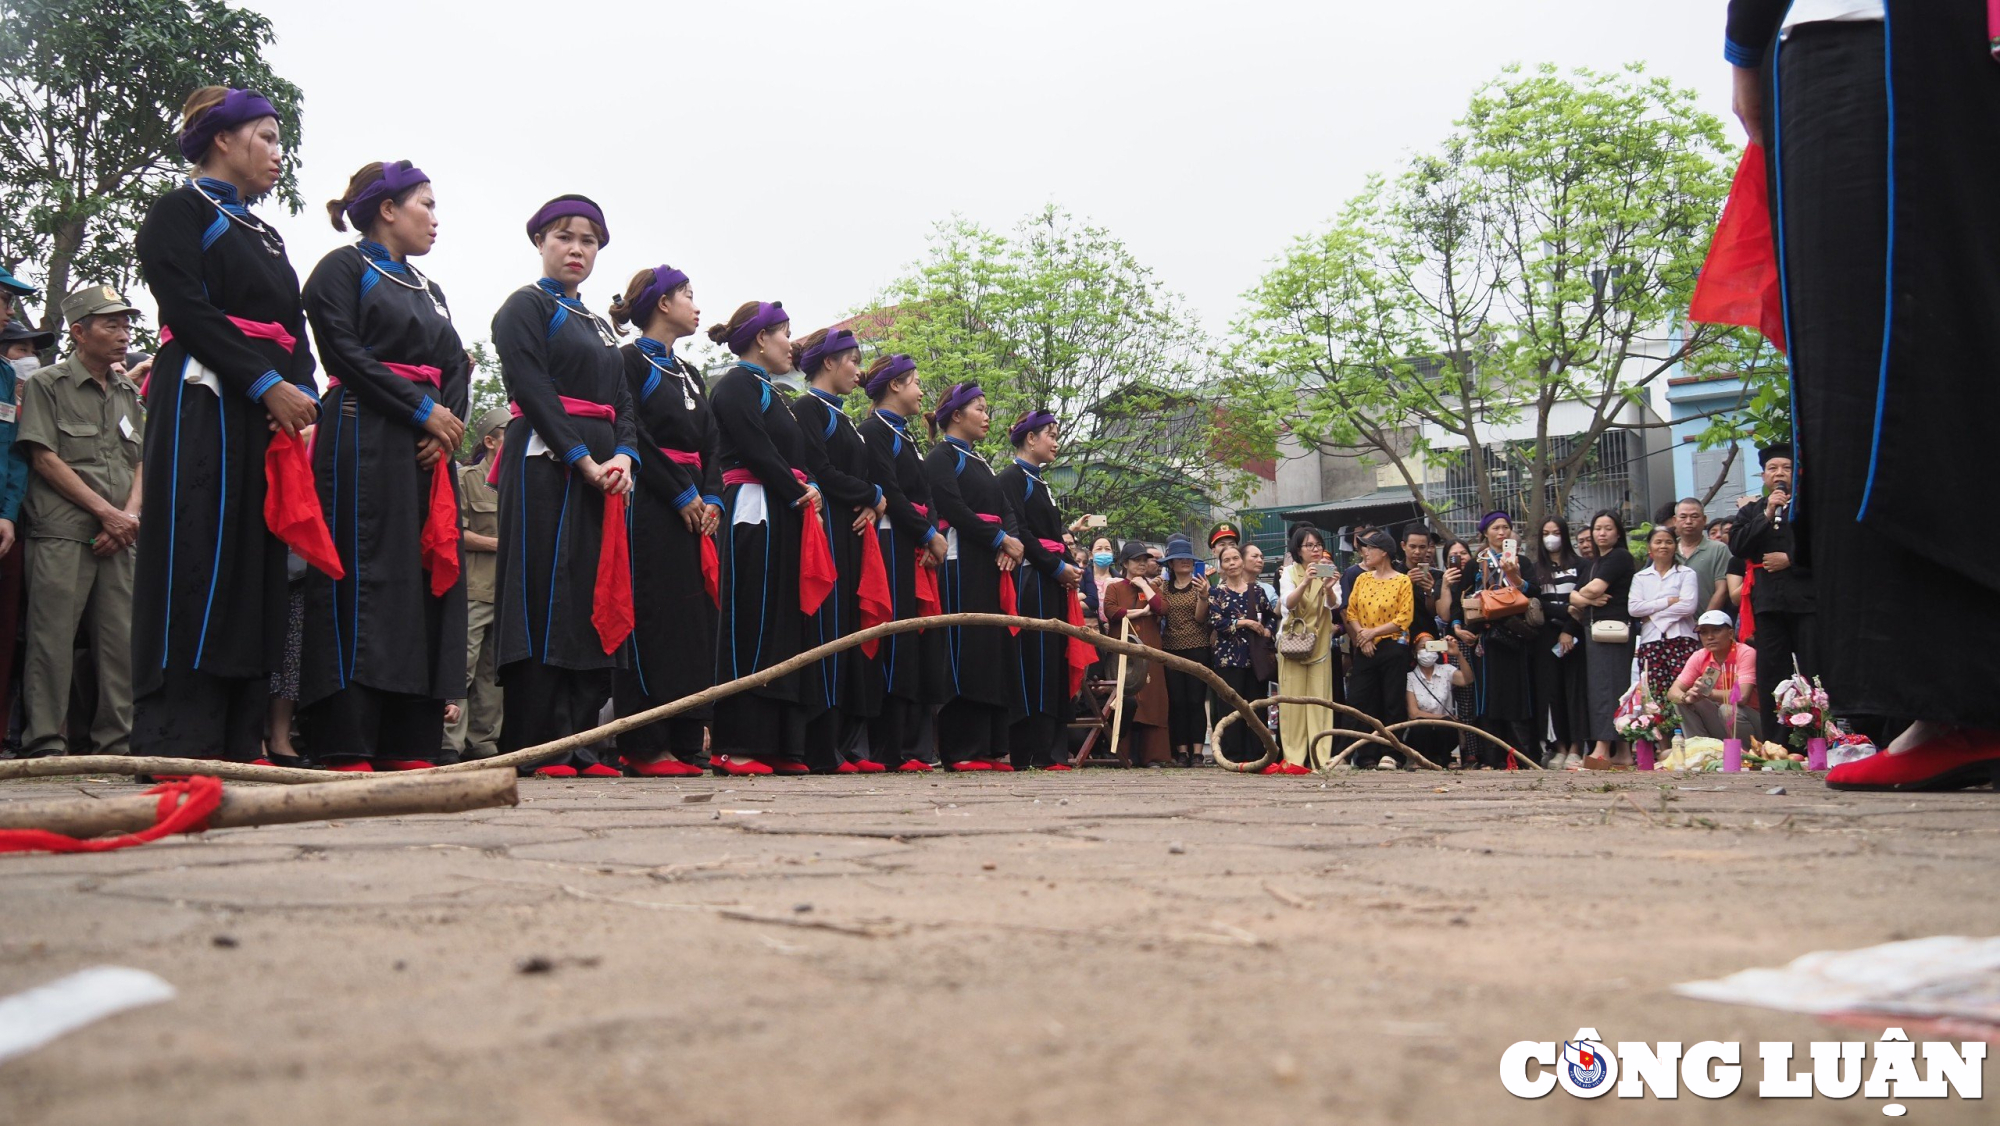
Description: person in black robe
923,382,1026,771
1726,0,2000,789
299,162,470,770
996,410,1082,770
790,327,888,774
605,265,721,777
706,301,824,776
856,355,945,772
1728,444,1815,739
490,196,638,779
132,88,322,761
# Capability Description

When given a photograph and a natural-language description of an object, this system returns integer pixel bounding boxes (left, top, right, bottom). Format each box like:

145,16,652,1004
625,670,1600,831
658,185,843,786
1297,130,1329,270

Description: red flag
593,490,634,654
997,566,1019,635
1688,143,1786,353
263,430,344,580
799,505,837,615
700,535,720,607
421,454,460,597
1064,589,1096,699
913,551,940,617
856,526,894,657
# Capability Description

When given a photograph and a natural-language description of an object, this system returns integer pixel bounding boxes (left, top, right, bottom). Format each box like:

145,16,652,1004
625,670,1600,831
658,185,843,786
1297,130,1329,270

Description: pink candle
1723,738,1744,772
1806,736,1828,772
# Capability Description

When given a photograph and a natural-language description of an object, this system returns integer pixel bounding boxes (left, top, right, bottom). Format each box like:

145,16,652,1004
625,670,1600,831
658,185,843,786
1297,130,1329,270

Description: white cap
1696,610,1734,629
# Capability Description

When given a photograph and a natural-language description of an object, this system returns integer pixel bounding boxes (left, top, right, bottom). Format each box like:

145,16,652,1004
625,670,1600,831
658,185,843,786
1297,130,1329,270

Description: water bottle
1671,729,1686,759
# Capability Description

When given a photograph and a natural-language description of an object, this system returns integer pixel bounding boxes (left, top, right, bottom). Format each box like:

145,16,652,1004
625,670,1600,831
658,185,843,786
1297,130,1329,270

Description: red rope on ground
0,776,224,854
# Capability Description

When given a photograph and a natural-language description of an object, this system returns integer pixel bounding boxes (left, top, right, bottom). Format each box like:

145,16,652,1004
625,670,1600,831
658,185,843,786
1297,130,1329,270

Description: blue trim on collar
808,387,845,407
736,360,769,377
943,435,971,451
634,336,675,363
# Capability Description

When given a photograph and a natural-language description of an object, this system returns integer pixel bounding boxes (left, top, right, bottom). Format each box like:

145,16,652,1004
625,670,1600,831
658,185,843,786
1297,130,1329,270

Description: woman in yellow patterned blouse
1345,528,1415,768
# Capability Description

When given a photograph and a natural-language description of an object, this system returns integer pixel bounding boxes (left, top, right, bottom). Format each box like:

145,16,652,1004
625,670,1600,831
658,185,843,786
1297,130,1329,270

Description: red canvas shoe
532,764,578,778
836,761,861,774
376,759,435,772
624,757,703,778
1826,728,2000,792
712,755,774,776
854,760,887,773
948,760,991,772
578,763,623,778
898,760,934,773
326,759,375,773
1043,763,1073,771
249,758,274,767
769,760,810,775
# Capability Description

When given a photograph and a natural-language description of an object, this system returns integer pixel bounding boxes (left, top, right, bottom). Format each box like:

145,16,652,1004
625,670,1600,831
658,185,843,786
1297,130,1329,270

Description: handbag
1591,619,1631,644
1276,615,1320,662
1249,632,1279,683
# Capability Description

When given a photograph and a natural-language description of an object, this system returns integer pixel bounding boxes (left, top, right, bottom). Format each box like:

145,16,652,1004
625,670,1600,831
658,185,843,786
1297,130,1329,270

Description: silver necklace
358,246,449,319
950,438,992,471
191,179,283,257
641,345,700,410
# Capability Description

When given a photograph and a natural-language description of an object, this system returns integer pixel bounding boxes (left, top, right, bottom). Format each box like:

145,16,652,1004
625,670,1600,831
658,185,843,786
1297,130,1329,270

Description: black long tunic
299,243,469,707
923,437,1022,712
997,458,1073,718
856,410,938,705
710,363,813,709
792,388,883,718
615,337,721,728
490,280,638,672
133,179,316,705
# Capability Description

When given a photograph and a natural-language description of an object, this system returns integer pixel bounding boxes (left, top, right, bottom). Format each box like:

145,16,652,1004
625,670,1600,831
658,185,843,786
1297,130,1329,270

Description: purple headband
631,265,691,321
799,328,859,375
864,354,916,399
525,194,609,246
344,161,429,232
178,88,278,162
726,301,789,356
1477,510,1512,534
931,382,985,429
1009,409,1058,446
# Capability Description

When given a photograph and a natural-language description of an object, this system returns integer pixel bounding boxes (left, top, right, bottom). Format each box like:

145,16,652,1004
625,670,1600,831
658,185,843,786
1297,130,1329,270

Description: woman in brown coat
1100,540,1170,766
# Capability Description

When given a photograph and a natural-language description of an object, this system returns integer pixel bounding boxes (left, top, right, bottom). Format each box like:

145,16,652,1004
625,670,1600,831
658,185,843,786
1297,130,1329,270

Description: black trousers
1162,645,1212,748
1009,713,1065,769
300,683,444,763
1750,610,1818,739
937,698,1010,764
1533,638,1589,748
1213,664,1265,765
868,696,931,765
132,668,266,761
498,660,610,770
1346,641,1409,765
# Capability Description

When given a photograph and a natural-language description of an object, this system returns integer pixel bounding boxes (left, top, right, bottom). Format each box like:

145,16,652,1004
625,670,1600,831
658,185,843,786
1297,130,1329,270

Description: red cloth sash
487,395,618,485
594,487,634,654
354,362,461,598
1688,143,1786,353
937,510,1015,628
1738,561,1762,643
721,467,835,615
660,447,721,606
158,316,299,354
327,359,441,391
909,503,940,617
265,429,344,579
857,520,894,657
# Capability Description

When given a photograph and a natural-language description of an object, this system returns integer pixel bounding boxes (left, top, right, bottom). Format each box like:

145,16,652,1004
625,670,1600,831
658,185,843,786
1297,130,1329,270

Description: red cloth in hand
1738,561,1762,643
913,552,940,617
422,453,460,597
1688,143,1786,353
857,525,894,657
0,776,224,854
1065,589,1096,699
798,480,836,616
593,490,634,654
265,430,344,580
701,536,720,608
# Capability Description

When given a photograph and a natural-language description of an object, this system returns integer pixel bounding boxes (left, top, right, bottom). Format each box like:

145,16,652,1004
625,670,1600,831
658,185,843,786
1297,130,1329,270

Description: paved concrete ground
0,768,1993,1125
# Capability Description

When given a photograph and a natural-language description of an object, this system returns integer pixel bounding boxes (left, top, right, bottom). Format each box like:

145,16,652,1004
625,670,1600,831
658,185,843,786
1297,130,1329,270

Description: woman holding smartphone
1273,524,1337,774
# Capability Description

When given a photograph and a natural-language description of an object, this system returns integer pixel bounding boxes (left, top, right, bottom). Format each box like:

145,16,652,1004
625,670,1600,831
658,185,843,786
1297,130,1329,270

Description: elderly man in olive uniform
16,286,145,756
442,405,510,761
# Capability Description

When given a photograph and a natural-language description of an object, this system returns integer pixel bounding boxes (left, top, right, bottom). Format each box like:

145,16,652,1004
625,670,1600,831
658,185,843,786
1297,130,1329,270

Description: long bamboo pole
0,769,517,837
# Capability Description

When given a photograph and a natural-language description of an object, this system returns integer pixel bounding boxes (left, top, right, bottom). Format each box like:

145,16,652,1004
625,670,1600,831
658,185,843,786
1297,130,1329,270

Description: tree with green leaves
1235,64,1736,534
856,206,1274,539
0,0,303,332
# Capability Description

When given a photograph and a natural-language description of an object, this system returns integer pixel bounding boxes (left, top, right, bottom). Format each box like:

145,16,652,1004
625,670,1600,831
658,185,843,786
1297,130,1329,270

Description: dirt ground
0,767,1992,1125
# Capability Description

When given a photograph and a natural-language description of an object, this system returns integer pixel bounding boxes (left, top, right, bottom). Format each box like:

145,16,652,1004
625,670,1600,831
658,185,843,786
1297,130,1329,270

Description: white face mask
1543,535,1563,553
9,354,39,378
1417,649,1441,668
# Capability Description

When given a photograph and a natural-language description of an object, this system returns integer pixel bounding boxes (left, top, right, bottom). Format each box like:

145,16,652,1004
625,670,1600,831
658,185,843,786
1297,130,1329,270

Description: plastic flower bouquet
1773,673,1833,750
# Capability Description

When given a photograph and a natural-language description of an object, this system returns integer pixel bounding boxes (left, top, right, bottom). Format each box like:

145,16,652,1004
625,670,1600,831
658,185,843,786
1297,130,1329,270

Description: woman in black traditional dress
996,411,1082,770
706,301,824,776
856,356,945,771
923,383,1026,771
790,326,889,773
132,86,322,761
605,265,720,776
298,161,470,771
489,195,638,779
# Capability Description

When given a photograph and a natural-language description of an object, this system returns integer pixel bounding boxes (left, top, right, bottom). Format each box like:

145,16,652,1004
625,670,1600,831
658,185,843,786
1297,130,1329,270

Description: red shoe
898,760,934,773
532,764,578,778
948,760,991,772
836,761,861,774
623,757,704,777
376,759,435,772
578,763,623,778
249,758,274,767
1827,728,2000,791
770,760,810,775
855,760,888,774
1043,763,1073,771
712,755,774,776
326,759,375,773
989,762,1016,772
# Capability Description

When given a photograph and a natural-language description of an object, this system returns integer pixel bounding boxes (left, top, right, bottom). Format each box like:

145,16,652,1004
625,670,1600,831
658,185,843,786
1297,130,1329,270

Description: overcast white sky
234,0,1738,348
